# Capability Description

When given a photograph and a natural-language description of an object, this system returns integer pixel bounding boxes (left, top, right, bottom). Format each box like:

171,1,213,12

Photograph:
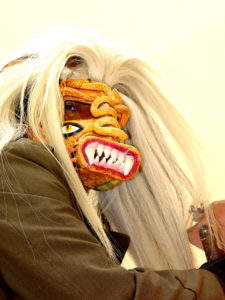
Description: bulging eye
62,123,83,137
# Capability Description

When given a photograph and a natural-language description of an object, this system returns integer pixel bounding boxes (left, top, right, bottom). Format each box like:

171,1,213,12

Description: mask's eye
62,123,83,137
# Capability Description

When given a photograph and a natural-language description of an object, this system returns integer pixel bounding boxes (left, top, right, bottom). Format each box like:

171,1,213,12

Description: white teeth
124,156,134,176
94,155,99,163
97,144,104,157
84,142,135,176
119,162,125,172
85,143,97,165
118,152,125,163
100,157,106,164
113,160,120,166
111,149,118,162
106,157,113,166
104,146,111,159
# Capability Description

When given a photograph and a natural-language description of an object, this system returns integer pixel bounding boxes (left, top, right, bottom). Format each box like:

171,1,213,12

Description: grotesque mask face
60,78,141,191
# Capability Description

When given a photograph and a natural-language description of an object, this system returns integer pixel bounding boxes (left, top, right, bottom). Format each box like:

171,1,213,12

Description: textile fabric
0,139,223,299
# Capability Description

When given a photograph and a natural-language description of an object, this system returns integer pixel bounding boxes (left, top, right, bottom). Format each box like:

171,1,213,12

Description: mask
60,79,141,191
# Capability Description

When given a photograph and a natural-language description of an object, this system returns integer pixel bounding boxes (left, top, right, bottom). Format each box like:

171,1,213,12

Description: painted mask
60,78,141,191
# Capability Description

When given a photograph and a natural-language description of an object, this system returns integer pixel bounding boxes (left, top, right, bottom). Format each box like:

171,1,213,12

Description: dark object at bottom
201,256,225,293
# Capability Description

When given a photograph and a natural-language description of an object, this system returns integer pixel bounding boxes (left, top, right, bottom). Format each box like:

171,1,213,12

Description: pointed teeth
111,149,118,162
104,146,111,159
118,152,125,163
94,155,99,164
84,142,135,177
100,157,106,165
124,156,134,176
97,144,104,157
85,143,97,165
106,157,113,166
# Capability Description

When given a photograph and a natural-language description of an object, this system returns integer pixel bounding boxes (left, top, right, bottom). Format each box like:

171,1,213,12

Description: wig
0,28,213,270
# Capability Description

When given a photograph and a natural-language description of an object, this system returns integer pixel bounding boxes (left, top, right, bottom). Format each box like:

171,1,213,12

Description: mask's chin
94,179,121,191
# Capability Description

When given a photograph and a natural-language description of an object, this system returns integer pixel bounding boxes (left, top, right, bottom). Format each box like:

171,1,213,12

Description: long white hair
0,28,212,269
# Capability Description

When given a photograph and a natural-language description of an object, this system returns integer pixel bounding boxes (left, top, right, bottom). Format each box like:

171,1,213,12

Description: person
0,28,224,299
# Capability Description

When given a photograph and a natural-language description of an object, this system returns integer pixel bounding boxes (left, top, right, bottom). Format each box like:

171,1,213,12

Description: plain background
0,1,224,196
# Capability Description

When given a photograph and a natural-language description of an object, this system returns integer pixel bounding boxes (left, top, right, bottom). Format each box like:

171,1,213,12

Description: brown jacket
0,138,223,300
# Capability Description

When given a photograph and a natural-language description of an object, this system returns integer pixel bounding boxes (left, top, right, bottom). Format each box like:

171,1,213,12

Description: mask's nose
93,116,128,141
90,93,129,141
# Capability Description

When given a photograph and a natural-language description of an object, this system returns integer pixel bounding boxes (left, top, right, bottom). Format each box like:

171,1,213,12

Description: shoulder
0,138,71,200
2,138,60,175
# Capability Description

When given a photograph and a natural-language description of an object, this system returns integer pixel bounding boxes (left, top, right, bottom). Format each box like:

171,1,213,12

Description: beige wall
152,17,225,199
0,0,224,198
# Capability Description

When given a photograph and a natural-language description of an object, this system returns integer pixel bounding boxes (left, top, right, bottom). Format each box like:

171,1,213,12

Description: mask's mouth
77,136,140,180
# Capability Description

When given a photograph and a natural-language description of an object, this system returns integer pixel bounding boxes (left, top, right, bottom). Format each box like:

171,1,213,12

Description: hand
188,200,225,250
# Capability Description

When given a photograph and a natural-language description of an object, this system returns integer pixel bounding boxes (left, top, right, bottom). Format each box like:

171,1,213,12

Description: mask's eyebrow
64,100,92,120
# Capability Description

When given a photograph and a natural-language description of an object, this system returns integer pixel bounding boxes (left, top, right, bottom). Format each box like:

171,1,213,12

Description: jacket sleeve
0,139,223,300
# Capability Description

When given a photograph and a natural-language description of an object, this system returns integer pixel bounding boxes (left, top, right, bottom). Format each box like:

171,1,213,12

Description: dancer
0,29,224,299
